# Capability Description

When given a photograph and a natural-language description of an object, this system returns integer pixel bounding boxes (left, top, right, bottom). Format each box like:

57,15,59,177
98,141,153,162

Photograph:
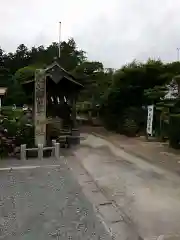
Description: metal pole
58,21,61,59
177,48,180,61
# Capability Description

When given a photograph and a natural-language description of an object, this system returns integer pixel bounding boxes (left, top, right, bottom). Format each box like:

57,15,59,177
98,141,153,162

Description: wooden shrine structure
22,61,83,146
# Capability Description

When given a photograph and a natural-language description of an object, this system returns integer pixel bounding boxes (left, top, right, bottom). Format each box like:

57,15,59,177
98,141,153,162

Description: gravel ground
0,160,111,240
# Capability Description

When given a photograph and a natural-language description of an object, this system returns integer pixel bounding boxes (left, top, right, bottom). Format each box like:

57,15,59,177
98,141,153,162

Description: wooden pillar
71,96,80,144
71,97,77,128
34,69,46,146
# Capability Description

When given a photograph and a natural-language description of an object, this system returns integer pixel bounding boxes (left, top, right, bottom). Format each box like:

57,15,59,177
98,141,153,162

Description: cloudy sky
1,0,180,68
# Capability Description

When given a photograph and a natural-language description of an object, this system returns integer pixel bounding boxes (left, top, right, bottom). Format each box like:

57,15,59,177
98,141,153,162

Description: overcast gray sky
1,0,180,68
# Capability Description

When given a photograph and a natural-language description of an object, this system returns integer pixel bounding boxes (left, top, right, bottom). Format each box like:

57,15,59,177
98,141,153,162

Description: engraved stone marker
35,69,46,146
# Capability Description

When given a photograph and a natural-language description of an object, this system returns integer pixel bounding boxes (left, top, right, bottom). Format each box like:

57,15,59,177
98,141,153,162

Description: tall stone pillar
34,69,46,146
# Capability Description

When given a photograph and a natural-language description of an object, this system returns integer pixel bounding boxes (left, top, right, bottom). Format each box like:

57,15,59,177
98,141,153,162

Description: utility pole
58,22,61,59
177,48,180,61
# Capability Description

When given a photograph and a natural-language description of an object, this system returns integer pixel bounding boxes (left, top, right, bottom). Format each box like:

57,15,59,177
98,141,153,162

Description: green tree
72,61,108,104
59,38,86,71
14,64,45,84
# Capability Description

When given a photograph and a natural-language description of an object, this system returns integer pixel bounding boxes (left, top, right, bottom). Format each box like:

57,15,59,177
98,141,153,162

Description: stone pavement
0,158,111,240
84,126,180,176
73,133,180,239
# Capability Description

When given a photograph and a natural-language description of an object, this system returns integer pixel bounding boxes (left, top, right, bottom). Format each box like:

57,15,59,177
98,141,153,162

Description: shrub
169,114,180,149
102,113,119,130
0,110,34,158
1,106,23,119
116,107,144,136
118,118,139,137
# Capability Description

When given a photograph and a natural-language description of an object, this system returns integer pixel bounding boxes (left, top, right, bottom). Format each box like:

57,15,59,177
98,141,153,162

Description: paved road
74,134,180,239
0,160,111,240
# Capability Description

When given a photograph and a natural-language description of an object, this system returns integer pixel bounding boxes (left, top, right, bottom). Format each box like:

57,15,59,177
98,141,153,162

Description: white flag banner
146,105,154,136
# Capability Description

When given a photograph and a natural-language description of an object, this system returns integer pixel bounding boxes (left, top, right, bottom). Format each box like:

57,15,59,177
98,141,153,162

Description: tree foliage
0,38,87,105
1,37,180,135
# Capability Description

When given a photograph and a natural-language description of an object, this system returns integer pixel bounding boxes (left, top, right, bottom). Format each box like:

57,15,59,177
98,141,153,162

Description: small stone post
51,139,56,157
38,144,43,160
55,143,60,159
20,144,26,160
